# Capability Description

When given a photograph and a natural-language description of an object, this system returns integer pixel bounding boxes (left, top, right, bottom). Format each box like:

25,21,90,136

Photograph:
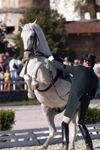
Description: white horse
20,21,78,150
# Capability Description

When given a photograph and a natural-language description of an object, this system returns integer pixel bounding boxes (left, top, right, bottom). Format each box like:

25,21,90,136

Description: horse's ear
19,22,24,29
32,19,37,25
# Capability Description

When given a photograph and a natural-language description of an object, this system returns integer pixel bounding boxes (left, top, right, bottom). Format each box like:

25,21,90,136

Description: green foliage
0,110,15,131
0,23,9,53
14,6,75,60
0,99,39,105
0,22,17,57
85,107,100,124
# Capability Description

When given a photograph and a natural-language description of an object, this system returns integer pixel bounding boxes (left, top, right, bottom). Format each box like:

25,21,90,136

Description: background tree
0,22,16,56
14,6,75,61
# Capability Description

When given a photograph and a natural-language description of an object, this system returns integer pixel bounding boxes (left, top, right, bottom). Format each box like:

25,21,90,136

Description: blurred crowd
0,54,100,93
0,52,23,91
63,57,81,66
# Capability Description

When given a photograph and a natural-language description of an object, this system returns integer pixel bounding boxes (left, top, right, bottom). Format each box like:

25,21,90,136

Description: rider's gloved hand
48,56,54,62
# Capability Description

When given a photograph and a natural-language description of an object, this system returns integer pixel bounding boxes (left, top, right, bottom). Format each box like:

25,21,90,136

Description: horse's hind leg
38,104,58,150
38,104,78,150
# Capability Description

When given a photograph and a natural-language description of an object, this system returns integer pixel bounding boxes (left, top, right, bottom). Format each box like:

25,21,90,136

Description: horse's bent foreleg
31,62,51,91
24,74,35,99
38,104,59,150
31,62,41,90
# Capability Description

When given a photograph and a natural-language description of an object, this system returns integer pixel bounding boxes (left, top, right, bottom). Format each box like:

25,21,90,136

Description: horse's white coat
20,21,78,150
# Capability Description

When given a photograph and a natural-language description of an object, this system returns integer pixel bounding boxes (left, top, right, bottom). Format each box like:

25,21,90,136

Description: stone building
65,20,100,62
0,0,49,45
1,0,100,41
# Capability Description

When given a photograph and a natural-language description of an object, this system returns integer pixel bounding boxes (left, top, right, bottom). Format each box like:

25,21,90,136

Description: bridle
24,31,40,56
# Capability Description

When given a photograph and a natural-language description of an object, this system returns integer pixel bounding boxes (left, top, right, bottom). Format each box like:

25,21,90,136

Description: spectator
0,63,4,72
0,70,4,90
0,70,4,81
78,59,81,65
64,57,70,65
5,52,11,61
63,57,73,79
17,57,24,90
17,57,23,76
73,59,78,66
1,53,8,71
2,53,6,61
9,57,18,81
4,69,10,91
0,54,3,64
96,67,100,77
95,67,100,98
5,55,10,70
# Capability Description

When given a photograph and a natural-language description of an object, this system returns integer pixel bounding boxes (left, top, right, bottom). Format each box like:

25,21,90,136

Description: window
6,26,15,34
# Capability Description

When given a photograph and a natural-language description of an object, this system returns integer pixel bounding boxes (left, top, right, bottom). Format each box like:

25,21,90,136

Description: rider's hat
82,54,96,63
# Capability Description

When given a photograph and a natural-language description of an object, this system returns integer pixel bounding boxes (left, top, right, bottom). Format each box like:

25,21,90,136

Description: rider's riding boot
78,124,93,150
58,121,69,150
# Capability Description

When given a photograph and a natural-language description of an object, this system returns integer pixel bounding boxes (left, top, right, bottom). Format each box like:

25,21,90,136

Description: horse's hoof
28,92,35,100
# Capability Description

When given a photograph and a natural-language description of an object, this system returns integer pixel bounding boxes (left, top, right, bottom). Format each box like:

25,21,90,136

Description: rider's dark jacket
50,60,99,125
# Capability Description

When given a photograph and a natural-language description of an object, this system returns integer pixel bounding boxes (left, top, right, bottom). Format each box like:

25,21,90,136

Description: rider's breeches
63,102,81,125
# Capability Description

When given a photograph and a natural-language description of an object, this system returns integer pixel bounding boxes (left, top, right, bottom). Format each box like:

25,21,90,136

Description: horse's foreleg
31,62,51,91
38,104,58,150
24,74,35,99
31,62,41,90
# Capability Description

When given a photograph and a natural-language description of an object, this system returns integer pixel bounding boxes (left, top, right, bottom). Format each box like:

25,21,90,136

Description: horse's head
20,20,40,58
20,20,52,59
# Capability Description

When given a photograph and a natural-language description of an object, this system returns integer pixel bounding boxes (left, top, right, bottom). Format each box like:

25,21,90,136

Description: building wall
68,34,98,61
0,12,23,34
0,0,49,8
0,12,23,45
0,0,49,45
94,34,100,62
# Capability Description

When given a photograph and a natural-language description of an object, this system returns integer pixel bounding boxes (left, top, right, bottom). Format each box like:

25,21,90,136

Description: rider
48,54,99,150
